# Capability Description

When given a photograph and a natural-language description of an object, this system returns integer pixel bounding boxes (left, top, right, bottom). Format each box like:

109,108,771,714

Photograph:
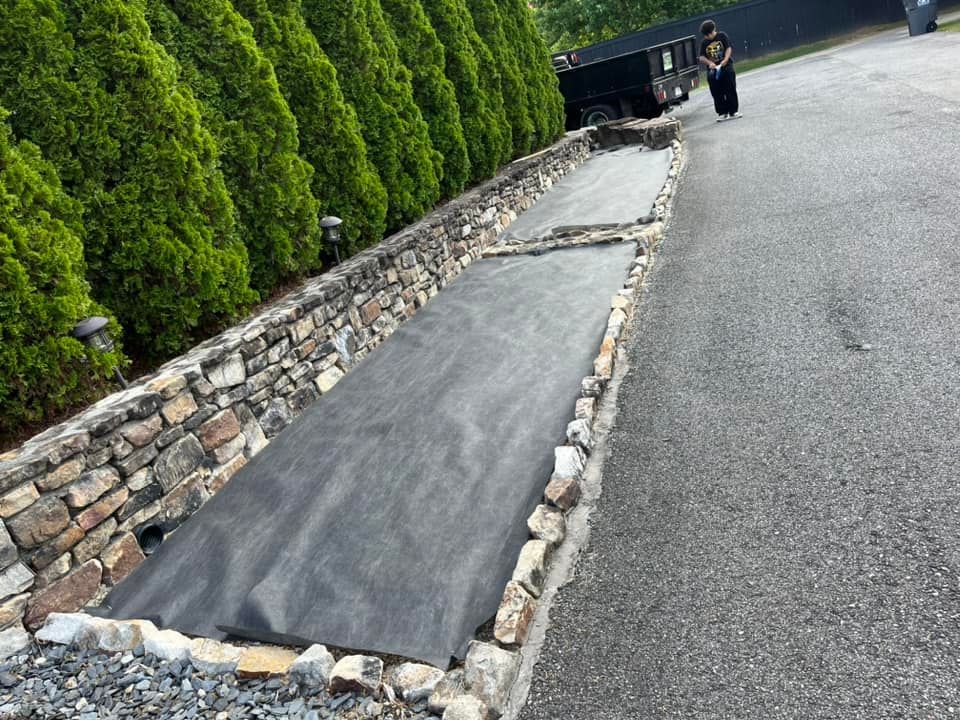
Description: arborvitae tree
301,0,442,230
0,0,255,360
231,0,388,256
380,0,471,197
502,0,565,147
420,0,511,181
0,112,123,436
466,0,534,158
144,0,321,294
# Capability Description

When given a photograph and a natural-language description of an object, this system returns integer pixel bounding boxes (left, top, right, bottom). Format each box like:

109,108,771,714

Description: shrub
419,0,511,182
466,0,534,158
301,0,442,230
500,0,566,147
145,0,322,294
232,0,388,256
0,0,255,360
0,112,122,437
381,0,471,197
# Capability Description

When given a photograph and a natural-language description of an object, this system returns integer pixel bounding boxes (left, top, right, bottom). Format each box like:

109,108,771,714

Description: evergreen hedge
500,0,566,147
301,0,442,229
0,112,122,436
145,0,322,294
0,0,255,360
466,0,534,158
232,0,388,257
420,0,511,181
381,0,471,198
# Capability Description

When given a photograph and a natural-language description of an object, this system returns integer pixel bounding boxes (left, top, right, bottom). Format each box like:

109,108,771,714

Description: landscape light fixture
71,316,128,388
321,215,343,266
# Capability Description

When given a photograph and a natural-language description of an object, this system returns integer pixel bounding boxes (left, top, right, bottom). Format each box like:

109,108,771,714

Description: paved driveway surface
519,25,960,720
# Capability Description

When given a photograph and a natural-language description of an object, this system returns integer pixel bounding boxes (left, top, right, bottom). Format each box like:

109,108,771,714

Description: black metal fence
568,0,960,64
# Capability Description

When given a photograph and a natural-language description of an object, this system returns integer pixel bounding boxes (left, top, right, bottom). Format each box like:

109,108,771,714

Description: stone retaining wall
0,132,592,638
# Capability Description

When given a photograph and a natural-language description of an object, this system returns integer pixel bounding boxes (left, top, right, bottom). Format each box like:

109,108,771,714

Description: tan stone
62,466,118,508
28,523,84,570
527,504,565,547
23,560,102,631
75,487,129,531
119,415,163,448
494,581,536,646
162,474,209,525
146,374,188,400
211,434,245,465
6,495,70,549
574,397,596,423
359,299,382,325
73,518,117,565
594,336,616,380
544,475,581,511
236,646,298,679
34,553,71,589
161,392,198,425
0,483,39,519
314,366,344,394
208,454,247,494
36,456,85,492
189,638,242,675
511,540,549,598
100,533,144,585
0,593,29,630
197,409,241,452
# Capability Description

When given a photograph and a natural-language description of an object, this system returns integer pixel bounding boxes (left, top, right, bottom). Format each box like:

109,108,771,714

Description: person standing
699,19,741,121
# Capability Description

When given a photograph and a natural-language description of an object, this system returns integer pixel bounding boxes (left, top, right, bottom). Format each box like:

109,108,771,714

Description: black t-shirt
701,31,733,68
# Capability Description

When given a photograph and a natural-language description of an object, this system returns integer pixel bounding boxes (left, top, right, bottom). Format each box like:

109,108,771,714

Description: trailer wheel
581,104,618,128
927,20,938,32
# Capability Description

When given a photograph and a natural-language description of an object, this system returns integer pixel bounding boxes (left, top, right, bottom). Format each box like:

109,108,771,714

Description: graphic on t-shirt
705,40,724,63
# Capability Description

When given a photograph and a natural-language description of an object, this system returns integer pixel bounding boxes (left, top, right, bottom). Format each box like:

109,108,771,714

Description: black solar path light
321,215,343,266
71,316,128,389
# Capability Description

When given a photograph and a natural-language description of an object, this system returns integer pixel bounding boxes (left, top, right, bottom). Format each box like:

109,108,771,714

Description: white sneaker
729,112,742,119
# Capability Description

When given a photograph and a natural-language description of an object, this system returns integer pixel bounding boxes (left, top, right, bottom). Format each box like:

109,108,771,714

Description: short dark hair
700,20,716,36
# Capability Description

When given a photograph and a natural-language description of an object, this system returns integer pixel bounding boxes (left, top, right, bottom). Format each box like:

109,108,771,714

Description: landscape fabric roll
104,242,635,667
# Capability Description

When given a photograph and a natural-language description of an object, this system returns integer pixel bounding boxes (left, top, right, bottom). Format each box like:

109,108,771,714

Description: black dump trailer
554,36,701,130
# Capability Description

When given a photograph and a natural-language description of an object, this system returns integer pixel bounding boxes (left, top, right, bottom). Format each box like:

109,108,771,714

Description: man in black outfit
699,19,741,121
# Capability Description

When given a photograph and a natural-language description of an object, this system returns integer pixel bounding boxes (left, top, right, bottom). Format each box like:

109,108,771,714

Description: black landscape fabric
104,243,635,667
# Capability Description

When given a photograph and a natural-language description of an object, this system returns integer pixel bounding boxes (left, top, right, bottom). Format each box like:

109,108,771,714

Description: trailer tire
927,20,938,32
581,104,618,127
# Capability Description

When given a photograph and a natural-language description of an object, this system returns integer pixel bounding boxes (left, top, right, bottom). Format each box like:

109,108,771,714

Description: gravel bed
0,643,436,720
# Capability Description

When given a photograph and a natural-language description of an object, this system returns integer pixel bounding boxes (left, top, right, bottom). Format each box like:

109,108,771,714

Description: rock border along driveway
16,130,683,720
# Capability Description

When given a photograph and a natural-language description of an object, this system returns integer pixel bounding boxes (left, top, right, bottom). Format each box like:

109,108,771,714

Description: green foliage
533,0,741,50
381,0,471,197
232,0,388,256
0,112,122,436
145,0,321,294
501,0,565,147
0,0,255,361
420,0,511,181
467,0,534,158
301,0,442,231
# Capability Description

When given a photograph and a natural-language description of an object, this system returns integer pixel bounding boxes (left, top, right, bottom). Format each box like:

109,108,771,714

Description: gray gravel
1,642,435,719
520,26,960,720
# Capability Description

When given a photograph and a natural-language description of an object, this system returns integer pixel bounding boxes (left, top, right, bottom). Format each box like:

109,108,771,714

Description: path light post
321,215,343,266
71,316,128,389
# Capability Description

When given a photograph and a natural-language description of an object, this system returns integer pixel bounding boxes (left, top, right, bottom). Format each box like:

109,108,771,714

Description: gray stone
35,612,103,645
97,619,157,653
581,376,605,398
126,467,154,492
0,453,48,495
34,553,71,588
0,483,40,519
0,523,17,569
0,562,34,600
144,629,192,662
429,668,467,715
565,418,592,452
332,326,357,366
154,435,205,492
328,655,383,694
0,624,30,660
211,434,245,465
32,431,91,466
6,495,70,548
442,695,488,720
463,642,520,718
0,593,29,630
118,415,163,448
206,354,246,389
290,644,335,688
112,443,159,477
389,662,445,703
116,392,163,421
553,446,585,479
154,424,185,449
35,456,85,492
493,581,536,646
511,540,549,598
72,518,117,565
527,504,565,547
258,399,293,438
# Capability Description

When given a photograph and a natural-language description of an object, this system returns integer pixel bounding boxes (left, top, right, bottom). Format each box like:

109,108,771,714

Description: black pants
708,66,739,115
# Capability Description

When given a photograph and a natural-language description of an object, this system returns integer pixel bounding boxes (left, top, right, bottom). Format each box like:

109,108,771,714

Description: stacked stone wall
0,133,592,637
